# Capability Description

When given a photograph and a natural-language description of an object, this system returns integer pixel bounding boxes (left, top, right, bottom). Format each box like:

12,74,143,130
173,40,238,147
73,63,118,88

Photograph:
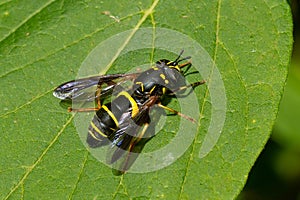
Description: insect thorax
132,63,185,102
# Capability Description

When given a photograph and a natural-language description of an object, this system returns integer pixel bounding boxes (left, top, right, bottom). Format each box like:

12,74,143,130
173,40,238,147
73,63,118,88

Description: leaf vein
0,0,12,7
101,0,160,74
68,152,89,200
178,0,222,198
0,12,142,78
0,88,54,118
0,0,57,43
4,115,74,200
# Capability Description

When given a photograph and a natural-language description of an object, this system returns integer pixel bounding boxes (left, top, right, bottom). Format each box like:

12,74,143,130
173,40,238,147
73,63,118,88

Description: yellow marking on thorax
170,65,180,71
135,81,144,92
152,66,159,70
102,105,119,127
160,73,169,84
160,74,166,80
118,91,139,117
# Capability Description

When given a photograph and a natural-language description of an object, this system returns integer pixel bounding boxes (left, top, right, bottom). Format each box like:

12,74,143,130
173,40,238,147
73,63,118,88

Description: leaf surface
0,0,292,199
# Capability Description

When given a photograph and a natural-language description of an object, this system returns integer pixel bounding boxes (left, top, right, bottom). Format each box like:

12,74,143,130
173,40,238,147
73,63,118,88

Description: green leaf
0,0,292,199
273,65,300,150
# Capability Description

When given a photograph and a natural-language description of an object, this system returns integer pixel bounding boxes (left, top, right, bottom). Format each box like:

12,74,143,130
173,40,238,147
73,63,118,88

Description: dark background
239,1,300,199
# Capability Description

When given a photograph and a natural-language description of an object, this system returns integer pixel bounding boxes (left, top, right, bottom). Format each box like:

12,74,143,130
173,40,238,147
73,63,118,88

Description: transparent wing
107,105,164,175
53,73,139,102
108,107,151,162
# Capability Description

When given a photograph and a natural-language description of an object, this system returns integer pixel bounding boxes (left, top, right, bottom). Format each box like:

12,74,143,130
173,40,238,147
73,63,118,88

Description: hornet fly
53,50,205,174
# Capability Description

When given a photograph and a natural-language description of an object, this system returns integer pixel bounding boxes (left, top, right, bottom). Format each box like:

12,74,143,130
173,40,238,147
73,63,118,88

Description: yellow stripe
149,85,156,94
160,74,166,80
152,66,159,70
102,105,119,127
170,65,180,71
88,130,102,141
135,81,144,92
118,91,139,117
90,122,107,138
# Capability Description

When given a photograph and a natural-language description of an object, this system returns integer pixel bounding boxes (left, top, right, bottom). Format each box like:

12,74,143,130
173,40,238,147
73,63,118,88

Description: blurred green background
239,1,300,199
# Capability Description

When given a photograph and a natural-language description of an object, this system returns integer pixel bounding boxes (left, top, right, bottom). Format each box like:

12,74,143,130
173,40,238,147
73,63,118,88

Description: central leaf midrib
178,0,223,198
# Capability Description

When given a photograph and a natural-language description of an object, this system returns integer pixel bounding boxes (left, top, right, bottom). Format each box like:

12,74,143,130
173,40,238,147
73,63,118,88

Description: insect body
53,50,205,174
87,90,140,148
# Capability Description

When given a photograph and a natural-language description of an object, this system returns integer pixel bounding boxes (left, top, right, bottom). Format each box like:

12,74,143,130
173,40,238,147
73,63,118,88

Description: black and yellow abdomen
87,91,139,147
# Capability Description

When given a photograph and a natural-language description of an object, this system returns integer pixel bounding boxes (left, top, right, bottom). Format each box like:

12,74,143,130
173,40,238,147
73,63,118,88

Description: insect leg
179,61,191,69
168,80,206,97
114,123,150,175
178,80,206,91
181,62,192,75
157,104,196,123
133,123,149,143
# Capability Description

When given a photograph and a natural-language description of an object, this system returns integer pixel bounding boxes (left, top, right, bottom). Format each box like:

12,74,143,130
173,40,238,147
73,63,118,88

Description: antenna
174,50,184,62
174,50,191,63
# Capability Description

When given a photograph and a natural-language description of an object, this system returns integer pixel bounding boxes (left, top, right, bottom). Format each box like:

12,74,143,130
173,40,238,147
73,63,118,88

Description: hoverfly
53,50,205,175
